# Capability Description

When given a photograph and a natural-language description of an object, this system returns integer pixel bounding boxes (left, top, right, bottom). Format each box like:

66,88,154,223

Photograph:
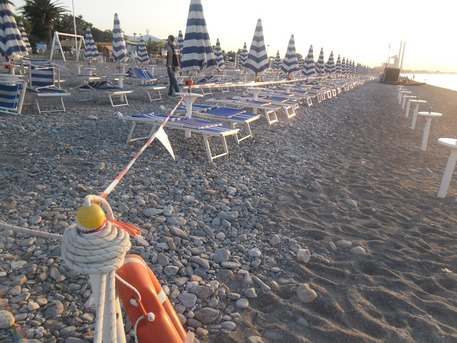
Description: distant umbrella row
178,0,372,79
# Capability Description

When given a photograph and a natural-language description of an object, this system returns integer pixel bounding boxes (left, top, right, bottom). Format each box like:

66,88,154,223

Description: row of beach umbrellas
2,0,369,78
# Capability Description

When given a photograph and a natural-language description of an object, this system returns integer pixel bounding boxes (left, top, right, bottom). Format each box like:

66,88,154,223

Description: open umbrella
280,34,299,77
325,50,335,74
0,0,28,60
302,45,315,77
272,50,282,70
181,0,216,76
83,27,99,61
213,38,224,68
244,18,269,79
17,20,31,53
316,47,325,74
136,36,150,64
113,13,128,63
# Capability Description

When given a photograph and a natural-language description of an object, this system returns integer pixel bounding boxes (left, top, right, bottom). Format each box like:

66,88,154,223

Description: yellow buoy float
76,204,106,232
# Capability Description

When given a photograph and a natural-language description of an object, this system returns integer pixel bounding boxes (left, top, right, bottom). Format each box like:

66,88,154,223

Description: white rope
61,195,131,343
0,223,62,240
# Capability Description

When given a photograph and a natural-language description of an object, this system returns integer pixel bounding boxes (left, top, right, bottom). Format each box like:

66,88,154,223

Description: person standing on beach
166,35,181,96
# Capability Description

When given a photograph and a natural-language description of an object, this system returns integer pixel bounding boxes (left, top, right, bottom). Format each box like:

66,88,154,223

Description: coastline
1,70,457,342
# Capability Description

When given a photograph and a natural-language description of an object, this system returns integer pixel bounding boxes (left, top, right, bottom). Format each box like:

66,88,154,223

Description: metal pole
72,0,79,61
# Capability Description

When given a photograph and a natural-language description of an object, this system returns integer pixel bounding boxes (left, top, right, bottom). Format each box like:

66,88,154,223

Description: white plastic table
418,111,442,151
437,138,457,198
409,99,427,129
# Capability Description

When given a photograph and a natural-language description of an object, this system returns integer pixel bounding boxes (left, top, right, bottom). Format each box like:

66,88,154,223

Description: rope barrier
100,93,186,199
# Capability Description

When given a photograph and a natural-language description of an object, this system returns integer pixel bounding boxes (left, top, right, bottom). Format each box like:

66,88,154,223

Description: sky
12,0,457,72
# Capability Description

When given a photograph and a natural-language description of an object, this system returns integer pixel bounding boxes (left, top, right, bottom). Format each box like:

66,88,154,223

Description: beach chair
26,61,70,114
129,67,166,102
177,103,261,143
118,112,240,163
0,76,27,115
241,91,299,118
208,98,280,125
74,79,133,107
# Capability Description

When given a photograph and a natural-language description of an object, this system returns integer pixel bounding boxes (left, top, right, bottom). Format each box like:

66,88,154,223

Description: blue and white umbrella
239,42,248,67
316,47,325,74
280,34,299,77
335,54,342,74
177,30,184,52
136,36,150,64
325,50,335,74
302,45,315,76
214,38,224,68
181,0,216,76
83,27,99,60
272,50,282,70
17,20,31,53
113,13,128,63
244,18,269,79
0,0,28,60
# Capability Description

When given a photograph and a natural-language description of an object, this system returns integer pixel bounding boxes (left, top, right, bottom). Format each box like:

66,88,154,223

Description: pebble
296,248,311,263
350,246,367,255
0,310,14,329
297,283,317,303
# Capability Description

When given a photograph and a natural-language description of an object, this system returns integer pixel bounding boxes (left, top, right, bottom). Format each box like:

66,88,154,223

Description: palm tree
20,0,68,49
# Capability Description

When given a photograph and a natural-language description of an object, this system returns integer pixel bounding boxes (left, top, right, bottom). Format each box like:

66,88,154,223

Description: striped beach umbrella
177,30,184,52
0,0,28,60
136,36,150,64
113,13,128,63
214,38,224,68
316,47,325,74
280,34,299,76
302,45,315,76
335,54,342,74
244,18,269,78
239,42,248,67
83,27,99,60
325,50,335,74
272,50,282,70
17,20,31,53
181,0,216,75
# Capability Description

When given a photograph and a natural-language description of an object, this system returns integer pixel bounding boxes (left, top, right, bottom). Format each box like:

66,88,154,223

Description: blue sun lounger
0,77,27,115
177,104,261,143
118,112,240,162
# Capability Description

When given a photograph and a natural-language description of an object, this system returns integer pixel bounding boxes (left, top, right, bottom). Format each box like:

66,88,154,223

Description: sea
401,73,457,92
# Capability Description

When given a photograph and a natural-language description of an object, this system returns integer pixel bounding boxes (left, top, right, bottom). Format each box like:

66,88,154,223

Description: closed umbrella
325,50,335,74
214,38,224,68
280,34,299,77
177,30,184,52
136,36,150,64
113,13,128,63
181,0,216,76
17,20,31,53
302,45,315,77
335,54,342,74
239,42,248,67
316,47,325,74
83,27,99,61
244,18,269,80
0,0,28,60
272,50,282,70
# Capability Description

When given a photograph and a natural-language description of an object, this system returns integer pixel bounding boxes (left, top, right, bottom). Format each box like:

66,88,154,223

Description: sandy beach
1,63,457,343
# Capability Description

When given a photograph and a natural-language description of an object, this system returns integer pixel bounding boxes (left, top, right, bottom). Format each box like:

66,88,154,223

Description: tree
20,0,68,49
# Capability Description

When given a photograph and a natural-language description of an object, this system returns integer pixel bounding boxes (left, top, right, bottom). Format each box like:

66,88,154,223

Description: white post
89,273,126,343
421,118,432,151
180,92,203,138
438,150,457,198
410,104,419,129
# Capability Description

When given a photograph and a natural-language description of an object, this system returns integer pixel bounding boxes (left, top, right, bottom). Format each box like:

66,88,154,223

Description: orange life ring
116,254,187,343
